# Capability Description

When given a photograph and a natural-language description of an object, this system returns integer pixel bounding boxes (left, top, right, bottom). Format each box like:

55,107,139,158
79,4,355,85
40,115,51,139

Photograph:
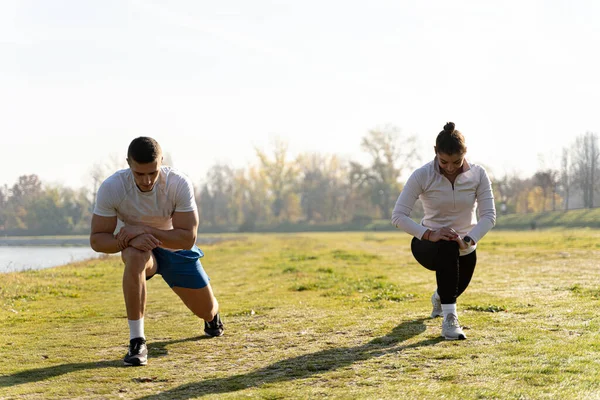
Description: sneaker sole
124,360,148,366
443,334,466,340
204,330,224,337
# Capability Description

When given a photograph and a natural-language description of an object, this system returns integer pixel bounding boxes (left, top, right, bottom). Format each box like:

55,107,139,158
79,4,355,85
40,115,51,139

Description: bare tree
205,164,236,226
359,125,419,219
561,148,570,210
297,153,349,223
571,132,599,208
88,153,128,209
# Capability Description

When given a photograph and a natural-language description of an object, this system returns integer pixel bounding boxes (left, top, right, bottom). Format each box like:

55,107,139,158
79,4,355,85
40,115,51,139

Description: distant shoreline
0,236,226,247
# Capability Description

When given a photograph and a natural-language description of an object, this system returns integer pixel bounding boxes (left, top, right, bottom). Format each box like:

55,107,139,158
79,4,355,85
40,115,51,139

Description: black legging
411,237,477,304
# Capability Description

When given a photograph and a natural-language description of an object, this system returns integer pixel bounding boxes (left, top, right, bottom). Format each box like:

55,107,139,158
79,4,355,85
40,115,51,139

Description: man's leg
121,247,158,321
120,247,157,366
171,284,219,321
171,284,223,336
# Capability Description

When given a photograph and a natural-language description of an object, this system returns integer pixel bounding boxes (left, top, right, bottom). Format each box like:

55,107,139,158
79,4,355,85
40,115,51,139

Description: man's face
128,158,161,192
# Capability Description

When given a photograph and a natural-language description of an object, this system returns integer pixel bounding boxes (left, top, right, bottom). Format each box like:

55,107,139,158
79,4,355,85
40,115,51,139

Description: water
0,246,102,273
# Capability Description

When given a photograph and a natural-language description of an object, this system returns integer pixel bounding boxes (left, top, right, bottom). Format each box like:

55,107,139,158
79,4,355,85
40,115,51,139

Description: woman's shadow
1,318,441,397
138,317,440,399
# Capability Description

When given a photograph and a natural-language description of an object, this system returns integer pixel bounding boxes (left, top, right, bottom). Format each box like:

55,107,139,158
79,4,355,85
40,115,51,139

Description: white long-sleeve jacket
391,157,496,255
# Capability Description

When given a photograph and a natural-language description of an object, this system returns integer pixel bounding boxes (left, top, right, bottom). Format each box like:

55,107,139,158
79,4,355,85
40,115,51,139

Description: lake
0,236,226,273
0,246,103,273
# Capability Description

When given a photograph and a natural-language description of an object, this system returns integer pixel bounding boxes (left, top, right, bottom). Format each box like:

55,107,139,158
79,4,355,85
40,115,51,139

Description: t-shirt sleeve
174,174,198,213
93,179,118,217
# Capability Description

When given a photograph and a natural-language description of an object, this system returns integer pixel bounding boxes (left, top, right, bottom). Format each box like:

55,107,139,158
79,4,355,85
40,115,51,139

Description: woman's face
437,151,464,177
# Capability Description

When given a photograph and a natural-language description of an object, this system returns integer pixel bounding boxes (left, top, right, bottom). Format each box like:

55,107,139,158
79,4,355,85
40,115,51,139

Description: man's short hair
127,137,162,164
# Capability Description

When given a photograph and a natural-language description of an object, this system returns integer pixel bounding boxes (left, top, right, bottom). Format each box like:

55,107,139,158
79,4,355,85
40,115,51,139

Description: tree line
0,128,598,236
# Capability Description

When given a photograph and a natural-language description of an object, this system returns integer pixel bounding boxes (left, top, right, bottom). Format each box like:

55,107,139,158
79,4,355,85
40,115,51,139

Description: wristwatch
464,236,473,244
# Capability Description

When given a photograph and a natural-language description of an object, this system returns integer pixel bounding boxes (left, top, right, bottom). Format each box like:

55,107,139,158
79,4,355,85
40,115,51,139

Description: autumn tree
358,125,419,219
532,170,560,211
256,139,301,223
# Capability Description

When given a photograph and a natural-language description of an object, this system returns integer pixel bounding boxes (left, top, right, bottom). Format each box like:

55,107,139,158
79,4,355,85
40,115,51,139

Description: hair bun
443,122,455,133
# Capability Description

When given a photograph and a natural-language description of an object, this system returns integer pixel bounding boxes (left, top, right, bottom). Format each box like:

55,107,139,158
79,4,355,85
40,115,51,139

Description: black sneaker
204,313,224,337
123,337,148,366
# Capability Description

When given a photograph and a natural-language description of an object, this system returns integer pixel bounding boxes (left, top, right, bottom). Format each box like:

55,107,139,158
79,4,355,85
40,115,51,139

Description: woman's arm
391,170,429,239
466,168,496,243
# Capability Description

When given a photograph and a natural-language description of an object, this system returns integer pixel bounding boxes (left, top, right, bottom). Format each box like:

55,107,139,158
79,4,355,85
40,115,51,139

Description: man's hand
129,233,162,252
115,225,148,249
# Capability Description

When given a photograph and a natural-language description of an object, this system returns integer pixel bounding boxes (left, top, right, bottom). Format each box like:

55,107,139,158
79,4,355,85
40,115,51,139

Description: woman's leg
432,241,461,304
411,237,457,302
411,238,473,340
456,251,477,298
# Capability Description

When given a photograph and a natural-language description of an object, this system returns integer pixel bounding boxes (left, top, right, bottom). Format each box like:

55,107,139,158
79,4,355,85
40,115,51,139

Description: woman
391,122,496,340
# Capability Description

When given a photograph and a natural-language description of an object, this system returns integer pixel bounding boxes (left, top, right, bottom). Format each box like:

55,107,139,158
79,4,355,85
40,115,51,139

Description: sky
1,0,598,190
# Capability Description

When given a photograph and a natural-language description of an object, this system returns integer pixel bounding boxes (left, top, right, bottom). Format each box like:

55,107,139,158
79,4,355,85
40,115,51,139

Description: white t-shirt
93,166,197,231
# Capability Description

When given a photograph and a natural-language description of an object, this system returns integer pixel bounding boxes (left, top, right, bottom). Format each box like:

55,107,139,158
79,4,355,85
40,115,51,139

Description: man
90,137,223,366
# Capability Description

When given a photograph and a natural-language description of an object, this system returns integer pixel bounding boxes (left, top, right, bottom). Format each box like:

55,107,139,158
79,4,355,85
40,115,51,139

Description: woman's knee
437,241,459,257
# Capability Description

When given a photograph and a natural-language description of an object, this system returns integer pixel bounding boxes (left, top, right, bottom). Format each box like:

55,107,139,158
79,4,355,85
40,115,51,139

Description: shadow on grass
0,335,208,387
138,318,439,399
1,318,440,397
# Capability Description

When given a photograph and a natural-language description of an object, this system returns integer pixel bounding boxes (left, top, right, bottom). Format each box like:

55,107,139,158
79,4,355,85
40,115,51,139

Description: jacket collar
432,156,471,175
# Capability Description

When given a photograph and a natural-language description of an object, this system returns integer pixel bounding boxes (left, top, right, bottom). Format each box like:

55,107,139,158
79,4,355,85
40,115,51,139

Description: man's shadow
1,318,442,397
138,318,441,399
0,335,210,387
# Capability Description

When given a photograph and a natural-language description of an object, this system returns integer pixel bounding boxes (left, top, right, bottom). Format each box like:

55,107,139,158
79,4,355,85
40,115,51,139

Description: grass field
1,230,600,399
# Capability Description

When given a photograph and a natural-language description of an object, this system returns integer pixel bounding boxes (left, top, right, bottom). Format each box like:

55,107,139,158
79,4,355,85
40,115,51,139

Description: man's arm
144,210,198,250
116,210,199,250
90,214,123,254
147,210,198,250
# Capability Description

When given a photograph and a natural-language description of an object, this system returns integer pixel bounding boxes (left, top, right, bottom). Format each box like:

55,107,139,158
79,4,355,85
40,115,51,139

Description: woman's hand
454,236,469,250
428,227,459,242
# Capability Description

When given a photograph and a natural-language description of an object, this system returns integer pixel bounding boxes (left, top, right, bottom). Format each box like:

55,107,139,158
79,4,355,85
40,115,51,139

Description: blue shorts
148,245,210,289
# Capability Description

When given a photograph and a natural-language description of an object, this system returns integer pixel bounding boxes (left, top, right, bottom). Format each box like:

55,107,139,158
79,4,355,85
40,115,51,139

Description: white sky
1,0,598,189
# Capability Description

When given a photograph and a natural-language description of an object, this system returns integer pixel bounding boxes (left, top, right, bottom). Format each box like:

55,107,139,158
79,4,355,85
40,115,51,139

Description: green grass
494,208,600,230
2,230,600,399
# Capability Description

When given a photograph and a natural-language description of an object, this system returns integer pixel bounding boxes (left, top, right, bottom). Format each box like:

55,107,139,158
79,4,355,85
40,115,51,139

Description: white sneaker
430,291,443,318
442,313,466,340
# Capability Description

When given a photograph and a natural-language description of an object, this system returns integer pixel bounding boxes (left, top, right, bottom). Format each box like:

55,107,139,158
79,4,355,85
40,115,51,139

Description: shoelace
444,314,460,328
130,340,144,355
207,316,222,328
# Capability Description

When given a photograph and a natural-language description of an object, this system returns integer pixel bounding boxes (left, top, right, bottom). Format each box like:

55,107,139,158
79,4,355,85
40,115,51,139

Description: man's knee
198,308,217,322
121,247,152,273
190,296,218,321
194,295,218,321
